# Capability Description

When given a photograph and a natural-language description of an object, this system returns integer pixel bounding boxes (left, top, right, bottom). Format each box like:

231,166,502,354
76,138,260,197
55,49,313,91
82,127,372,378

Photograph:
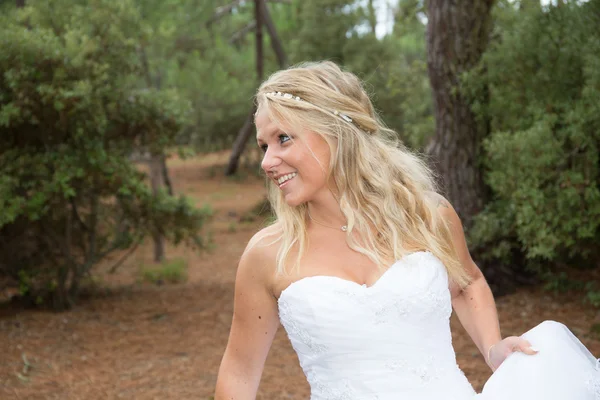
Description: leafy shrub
0,1,210,310
467,2,600,296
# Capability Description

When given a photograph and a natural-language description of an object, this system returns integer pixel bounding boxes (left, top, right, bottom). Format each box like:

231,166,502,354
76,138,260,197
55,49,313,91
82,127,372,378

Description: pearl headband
265,91,355,125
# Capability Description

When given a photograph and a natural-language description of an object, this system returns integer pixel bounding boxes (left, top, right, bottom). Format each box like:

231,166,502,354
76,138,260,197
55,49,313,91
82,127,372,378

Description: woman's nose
261,148,281,172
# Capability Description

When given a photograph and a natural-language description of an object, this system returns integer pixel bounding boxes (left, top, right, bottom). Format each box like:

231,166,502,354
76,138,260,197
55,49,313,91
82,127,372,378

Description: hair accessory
265,91,354,124
335,110,353,123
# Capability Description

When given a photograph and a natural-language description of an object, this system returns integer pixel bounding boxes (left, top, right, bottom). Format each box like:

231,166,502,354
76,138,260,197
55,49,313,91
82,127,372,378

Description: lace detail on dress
385,355,451,386
333,282,450,325
278,297,328,355
306,370,380,400
305,371,356,400
333,287,406,324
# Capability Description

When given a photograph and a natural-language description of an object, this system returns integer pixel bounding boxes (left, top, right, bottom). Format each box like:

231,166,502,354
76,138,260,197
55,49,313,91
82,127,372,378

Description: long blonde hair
255,61,470,288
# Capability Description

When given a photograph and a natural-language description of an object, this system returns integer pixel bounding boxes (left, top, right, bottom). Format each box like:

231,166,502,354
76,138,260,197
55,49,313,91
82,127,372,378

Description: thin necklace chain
307,208,348,232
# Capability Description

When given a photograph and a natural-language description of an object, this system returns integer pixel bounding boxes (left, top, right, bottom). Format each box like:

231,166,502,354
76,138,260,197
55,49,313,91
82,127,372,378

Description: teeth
277,172,297,185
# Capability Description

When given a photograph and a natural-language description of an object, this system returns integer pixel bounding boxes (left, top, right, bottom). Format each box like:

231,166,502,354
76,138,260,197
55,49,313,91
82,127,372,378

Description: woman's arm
436,196,536,371
214,231,280,399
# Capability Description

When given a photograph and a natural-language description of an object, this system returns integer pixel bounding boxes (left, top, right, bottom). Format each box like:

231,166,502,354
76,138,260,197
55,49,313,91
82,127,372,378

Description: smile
277,172,297,186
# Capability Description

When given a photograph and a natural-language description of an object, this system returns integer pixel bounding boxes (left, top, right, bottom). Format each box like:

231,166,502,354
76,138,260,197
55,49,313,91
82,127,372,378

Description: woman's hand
487,336,539,371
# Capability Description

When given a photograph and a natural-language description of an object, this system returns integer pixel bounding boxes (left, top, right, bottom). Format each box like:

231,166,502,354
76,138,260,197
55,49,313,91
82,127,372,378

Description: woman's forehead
255,109,279,142
255,108,296,141
255,108,273,130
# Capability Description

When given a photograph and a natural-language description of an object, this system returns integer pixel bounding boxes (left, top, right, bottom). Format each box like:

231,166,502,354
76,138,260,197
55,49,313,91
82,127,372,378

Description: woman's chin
283,193,308,208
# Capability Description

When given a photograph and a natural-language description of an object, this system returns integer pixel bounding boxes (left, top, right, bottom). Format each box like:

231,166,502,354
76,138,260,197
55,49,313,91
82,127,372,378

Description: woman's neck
306,192,347,229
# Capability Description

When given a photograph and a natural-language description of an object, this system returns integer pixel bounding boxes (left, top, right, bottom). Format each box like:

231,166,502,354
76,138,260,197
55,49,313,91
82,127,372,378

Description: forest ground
1,152,599,399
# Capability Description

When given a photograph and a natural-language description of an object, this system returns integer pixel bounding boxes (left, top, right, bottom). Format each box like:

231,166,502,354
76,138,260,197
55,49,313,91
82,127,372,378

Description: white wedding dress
277,251,600,399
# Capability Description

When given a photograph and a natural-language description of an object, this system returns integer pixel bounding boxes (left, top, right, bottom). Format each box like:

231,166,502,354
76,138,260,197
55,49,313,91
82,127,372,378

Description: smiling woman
214,61,600,400
253,62,469,285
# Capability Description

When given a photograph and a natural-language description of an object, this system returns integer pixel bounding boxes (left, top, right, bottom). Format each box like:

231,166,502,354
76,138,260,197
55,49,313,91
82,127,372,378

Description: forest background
0,0,599,398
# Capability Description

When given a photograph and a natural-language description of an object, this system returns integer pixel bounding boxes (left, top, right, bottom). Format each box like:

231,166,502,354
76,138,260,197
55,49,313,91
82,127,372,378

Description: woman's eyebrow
256,130,269,144
256,129,280,144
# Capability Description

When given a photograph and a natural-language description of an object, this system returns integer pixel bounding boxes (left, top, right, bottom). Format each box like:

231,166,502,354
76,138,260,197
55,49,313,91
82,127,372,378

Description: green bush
468,2,600,284
0,1,210,310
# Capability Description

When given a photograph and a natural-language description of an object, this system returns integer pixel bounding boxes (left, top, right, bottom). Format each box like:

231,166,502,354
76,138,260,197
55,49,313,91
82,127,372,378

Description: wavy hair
254,61,471,288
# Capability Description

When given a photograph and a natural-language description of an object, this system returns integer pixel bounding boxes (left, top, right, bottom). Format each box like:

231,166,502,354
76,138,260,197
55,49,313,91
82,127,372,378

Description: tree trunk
426,0,494,227
139,46,171,260
255,0,264,81
260,0,288,67
226,0,269,176
53,266,72,311
161,155,174,196
149,155,165,263
225,105,258,176
426,0,537,295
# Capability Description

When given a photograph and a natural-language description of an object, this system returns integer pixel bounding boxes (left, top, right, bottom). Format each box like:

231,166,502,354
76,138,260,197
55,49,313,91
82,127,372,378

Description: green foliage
283,0,432,148
588,294,600,308
590,323,600,339
133,0,258,152
289,0,363,63
7,0,596,308
366,25,433,149
140,258,188,284
0,0,210,310
586,286,600,308
95,0,434,155
468,2,600,288
240,197,273,223
542,271,584,294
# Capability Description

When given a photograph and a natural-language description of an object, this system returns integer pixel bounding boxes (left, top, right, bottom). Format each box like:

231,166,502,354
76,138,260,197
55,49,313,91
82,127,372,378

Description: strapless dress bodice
277,251,600,400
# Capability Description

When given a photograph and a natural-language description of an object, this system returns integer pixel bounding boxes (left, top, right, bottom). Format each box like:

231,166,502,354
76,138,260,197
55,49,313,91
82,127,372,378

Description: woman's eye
279,134,291,144
260,144,268,153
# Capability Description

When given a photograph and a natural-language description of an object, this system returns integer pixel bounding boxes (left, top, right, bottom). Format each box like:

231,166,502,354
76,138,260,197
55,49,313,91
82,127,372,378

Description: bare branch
161,155,173,196
260,0,288,67
207,0,245,26
70,198,89,233
229,21,257,44
208,0,290,27
225,105,257,175
255,0,264,80
108,240,142,274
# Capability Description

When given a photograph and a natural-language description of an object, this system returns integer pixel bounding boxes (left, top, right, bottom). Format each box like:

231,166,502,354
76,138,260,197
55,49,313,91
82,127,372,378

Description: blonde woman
215,61,599,399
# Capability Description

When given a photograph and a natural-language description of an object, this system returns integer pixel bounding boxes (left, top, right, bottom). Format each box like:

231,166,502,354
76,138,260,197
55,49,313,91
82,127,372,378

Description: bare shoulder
425,191,482,293
237,222,282,295
246,222,283,252
425,191,459,222
425,190,450,208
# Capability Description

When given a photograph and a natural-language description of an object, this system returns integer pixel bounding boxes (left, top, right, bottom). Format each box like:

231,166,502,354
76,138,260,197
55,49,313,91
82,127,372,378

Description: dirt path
1,154,599,399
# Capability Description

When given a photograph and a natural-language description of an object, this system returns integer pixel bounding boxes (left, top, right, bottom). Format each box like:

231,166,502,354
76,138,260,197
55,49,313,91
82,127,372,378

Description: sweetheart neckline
277,250,433,303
